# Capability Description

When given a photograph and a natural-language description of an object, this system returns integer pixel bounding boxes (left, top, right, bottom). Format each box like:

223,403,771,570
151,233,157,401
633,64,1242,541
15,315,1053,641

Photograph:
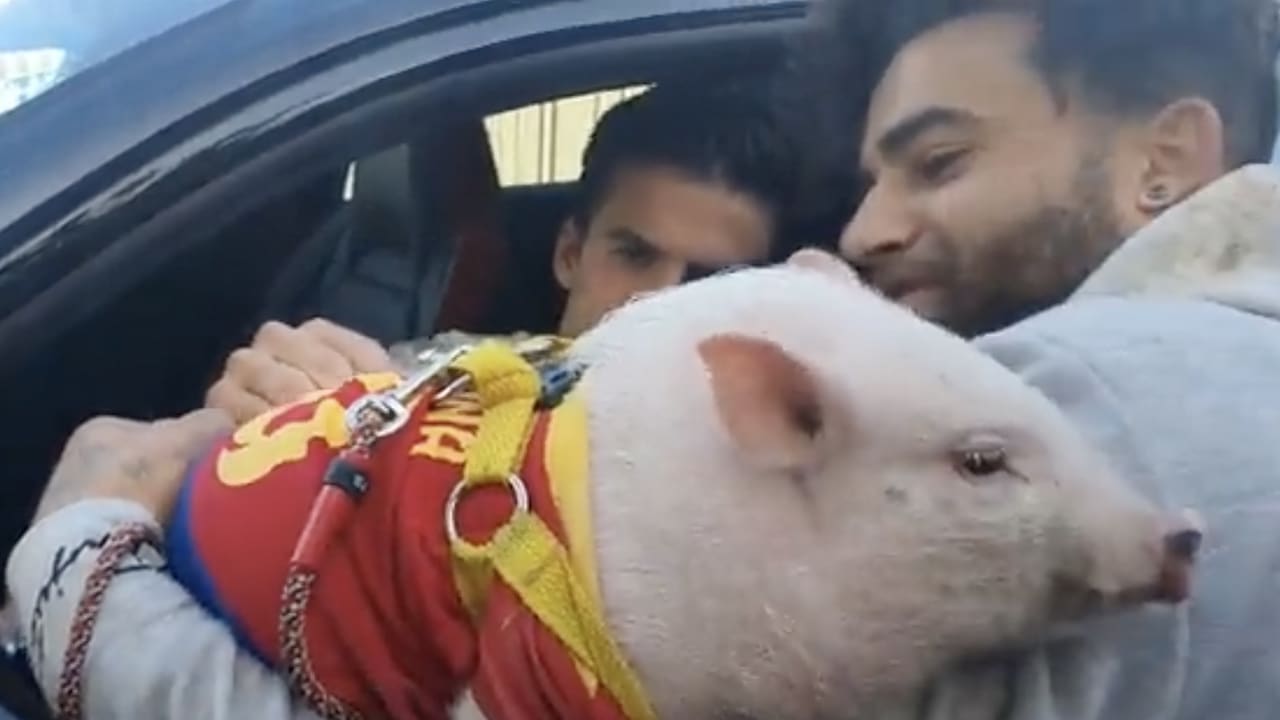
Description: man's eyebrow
874,106,980,162
605,227,655,247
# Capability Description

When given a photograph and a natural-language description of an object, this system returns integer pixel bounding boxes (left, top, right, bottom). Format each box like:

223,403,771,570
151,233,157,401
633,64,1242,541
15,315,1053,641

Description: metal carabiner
343,344,473,444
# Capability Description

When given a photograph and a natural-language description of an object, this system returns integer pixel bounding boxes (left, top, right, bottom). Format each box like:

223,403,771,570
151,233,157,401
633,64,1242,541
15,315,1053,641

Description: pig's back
951,295,1280,720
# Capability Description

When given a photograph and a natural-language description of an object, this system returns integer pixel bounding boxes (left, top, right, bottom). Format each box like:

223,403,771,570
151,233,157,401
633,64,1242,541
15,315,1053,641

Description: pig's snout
1153,519,1204,604
1076,508,1206,614
1165,527,1203,561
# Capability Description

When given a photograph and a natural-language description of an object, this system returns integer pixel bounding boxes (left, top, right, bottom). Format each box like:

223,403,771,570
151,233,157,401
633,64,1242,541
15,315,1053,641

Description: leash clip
344,345,473,444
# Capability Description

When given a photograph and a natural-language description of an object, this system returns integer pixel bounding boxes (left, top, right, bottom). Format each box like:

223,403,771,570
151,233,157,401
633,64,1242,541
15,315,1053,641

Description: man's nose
839,185,921,264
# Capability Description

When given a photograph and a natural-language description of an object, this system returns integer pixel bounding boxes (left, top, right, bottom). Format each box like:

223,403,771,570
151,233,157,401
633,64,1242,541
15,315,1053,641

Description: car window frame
0,1,806,375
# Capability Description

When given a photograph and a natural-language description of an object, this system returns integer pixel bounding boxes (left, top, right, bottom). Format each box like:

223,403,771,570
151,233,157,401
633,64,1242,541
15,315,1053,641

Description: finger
152,408,235,460
225,347,318,406
140,411,237,501
254,321,360,388
83,410,231,526
64,415,146,452
36,415,152,521
205,379,273,425
300,318,394,374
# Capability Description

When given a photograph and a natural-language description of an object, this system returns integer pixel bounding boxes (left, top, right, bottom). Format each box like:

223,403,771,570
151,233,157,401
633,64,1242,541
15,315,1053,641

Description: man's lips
853,255,948,304
869,272,938,303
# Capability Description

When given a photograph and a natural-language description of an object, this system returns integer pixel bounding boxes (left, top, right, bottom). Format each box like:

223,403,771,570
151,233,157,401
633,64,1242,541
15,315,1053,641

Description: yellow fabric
448,342,542,617
546,387,601,614
449,547,494,622
453,343,542,485
446,341,657,720
217,373,401,488
546,387,603,695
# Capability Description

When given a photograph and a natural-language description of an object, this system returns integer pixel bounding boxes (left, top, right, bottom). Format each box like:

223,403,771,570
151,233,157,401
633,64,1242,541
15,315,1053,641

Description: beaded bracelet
53,523,158,720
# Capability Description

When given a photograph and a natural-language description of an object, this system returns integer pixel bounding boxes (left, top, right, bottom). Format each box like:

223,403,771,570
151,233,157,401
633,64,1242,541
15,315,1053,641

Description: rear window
486,85,650,187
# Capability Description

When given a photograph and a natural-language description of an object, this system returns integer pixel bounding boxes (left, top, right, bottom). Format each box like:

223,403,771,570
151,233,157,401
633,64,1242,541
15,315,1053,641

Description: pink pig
525,250,1204,718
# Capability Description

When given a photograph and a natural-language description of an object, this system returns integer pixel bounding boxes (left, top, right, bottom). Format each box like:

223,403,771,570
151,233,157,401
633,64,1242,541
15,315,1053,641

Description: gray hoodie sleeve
5,499,317,720
956,296,1280,720
961,320,1190,720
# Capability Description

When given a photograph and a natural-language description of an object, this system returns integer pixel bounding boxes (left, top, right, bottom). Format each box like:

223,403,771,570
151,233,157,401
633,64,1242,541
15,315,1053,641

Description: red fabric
183,377,630,720
433,121,509,333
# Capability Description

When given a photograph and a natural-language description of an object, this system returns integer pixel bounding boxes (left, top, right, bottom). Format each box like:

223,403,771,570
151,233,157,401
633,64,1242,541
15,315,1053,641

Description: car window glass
485,84,650,187
0,0,229,116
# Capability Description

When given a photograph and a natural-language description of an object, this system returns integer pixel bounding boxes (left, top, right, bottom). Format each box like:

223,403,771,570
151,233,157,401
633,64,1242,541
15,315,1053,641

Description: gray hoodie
926,163,1280,720
8,165,1280,720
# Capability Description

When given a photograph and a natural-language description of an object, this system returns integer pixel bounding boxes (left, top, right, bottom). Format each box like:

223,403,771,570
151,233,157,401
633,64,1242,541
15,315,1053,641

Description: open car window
486,84,650,187
0,0,229,115
336,84,652,205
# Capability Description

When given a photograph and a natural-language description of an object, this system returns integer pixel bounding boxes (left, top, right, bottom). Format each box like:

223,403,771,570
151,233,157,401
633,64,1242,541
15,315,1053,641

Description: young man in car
805,0,1280,717
205,77,802,424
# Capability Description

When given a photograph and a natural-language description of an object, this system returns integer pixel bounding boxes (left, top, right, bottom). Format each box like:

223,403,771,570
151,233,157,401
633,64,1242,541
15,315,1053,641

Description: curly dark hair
805,0,1280,167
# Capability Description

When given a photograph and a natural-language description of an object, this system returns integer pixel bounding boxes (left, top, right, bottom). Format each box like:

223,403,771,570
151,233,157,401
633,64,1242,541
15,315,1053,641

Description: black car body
0,0,821,591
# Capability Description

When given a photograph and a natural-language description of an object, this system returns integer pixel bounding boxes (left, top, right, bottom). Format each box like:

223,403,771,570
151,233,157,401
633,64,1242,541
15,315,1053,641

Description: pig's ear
698,333,833,471
786,248,861,285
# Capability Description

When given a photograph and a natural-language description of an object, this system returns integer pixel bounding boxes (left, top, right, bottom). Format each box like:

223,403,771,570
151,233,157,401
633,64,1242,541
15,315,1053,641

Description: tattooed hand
33,409,234,526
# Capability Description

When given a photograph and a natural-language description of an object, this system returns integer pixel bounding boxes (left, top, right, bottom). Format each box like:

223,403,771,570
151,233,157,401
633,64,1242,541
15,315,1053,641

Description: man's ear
553,218,586,292
1136,98,1227,216
698,333,843,472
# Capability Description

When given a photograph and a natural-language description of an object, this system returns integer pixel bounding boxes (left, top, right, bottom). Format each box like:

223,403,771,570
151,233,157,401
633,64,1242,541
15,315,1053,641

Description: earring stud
1142,184,1172,209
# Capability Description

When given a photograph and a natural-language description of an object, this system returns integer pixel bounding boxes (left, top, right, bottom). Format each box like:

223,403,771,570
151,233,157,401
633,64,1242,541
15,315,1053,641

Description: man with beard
804,0,1280,718
825,0,1277,337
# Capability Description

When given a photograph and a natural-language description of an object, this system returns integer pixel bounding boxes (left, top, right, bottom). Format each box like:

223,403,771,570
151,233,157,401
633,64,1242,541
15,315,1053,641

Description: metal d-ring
444,474,531,546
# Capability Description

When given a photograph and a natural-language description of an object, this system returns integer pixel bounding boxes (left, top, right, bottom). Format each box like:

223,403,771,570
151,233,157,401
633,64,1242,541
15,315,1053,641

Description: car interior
0,17,812,718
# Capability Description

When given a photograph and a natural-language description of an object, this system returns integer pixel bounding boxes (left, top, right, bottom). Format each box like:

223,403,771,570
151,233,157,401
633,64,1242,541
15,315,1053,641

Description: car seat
258,119,512,348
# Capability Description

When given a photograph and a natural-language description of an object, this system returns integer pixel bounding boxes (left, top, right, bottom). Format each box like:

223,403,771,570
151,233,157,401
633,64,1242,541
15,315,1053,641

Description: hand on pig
206,319,392,424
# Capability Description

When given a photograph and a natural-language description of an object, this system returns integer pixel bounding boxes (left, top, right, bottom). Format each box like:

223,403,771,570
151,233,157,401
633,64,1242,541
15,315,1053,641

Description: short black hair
809,0,1280,167
573,77,805,260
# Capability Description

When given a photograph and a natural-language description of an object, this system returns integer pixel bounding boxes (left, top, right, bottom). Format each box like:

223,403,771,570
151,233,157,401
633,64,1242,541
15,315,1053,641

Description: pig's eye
955,447,1008,477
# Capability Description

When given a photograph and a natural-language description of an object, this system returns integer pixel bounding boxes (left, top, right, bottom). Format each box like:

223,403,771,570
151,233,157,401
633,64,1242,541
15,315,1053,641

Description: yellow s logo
215,373,401,487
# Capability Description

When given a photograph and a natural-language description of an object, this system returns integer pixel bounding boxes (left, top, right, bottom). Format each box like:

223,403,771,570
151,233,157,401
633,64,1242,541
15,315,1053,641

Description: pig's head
569,251,1203,717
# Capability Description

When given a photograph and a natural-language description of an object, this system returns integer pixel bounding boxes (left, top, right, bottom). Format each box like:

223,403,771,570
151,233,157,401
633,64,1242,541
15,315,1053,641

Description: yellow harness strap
446,342,657,720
